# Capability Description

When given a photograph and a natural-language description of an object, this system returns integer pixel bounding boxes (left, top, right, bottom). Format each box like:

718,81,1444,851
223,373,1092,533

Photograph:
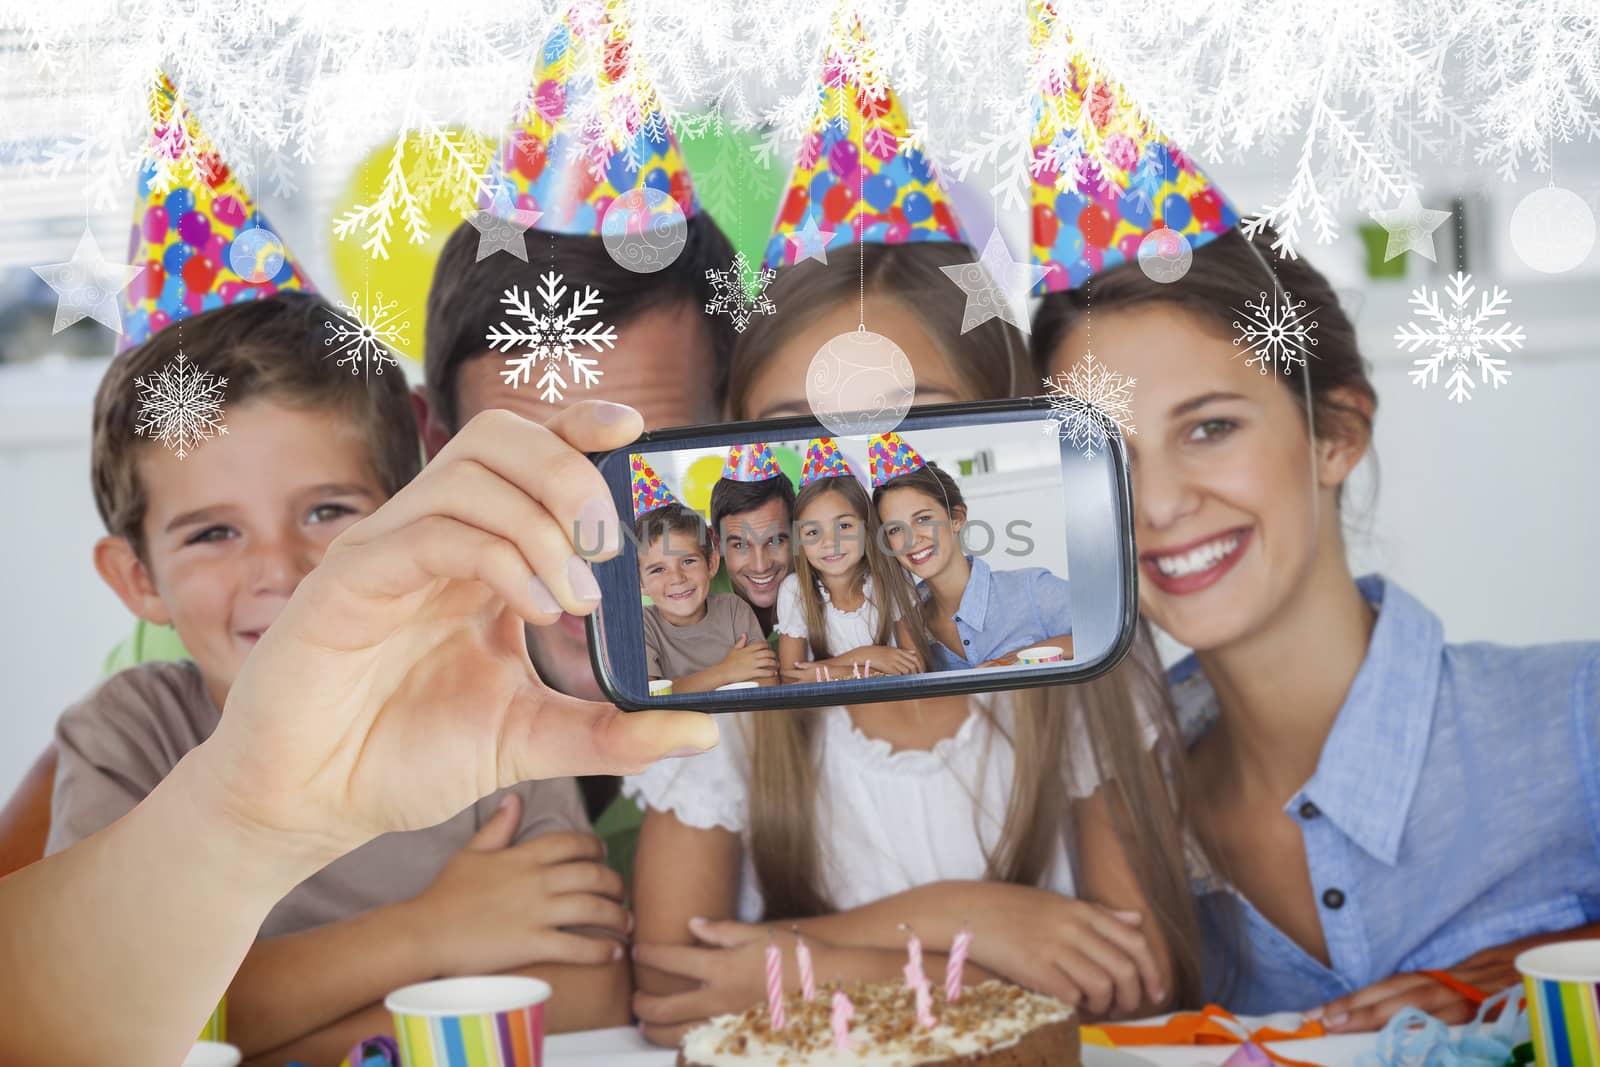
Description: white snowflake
325,289,407,378
1395,271,1523,403
1042,353,1137,459
1233,290,1318,376
133,350,229,460
486,272,615,403
704,252,776,334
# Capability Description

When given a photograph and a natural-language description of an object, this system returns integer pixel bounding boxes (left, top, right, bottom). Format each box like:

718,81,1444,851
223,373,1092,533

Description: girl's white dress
774,572,894,658
623,690,1108,921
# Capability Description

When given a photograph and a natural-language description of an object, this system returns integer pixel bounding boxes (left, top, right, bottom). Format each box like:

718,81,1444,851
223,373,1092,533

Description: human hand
633,917,801,1047
718,634,778,685
410,793,630,976
196,403,719,867
967,885,1163,1019
861,645,923,675
1309,942,1527,1032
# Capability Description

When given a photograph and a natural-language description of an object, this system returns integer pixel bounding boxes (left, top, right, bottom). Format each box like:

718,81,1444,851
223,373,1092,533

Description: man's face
717,496,793,611
428,302,719,701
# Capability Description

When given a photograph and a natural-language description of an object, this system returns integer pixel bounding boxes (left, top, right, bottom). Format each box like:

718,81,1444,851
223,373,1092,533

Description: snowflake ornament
1396,272,1523,403
705,252,776,333
1042,353,1137,459
133,350,228,460
325,289,408,378
487,272,615,403
1233,291,1318,375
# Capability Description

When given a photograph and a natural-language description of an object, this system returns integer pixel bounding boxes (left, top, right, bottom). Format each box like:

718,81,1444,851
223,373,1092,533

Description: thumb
467,793,522,851
734,634,748,648
688,916,757,948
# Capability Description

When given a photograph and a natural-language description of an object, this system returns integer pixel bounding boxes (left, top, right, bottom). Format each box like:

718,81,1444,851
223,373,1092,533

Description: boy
638,504,776,692
48,293,629,1066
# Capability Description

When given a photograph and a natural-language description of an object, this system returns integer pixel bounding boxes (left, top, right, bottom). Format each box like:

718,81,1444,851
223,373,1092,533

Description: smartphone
584,398,1137,712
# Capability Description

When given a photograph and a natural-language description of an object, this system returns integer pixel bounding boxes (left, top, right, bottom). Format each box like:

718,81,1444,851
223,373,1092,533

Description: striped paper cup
1518,940,1600,1067
385,976,549,1067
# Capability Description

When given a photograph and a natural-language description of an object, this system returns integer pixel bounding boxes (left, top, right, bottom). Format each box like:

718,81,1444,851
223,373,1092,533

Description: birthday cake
676,980,1080,1067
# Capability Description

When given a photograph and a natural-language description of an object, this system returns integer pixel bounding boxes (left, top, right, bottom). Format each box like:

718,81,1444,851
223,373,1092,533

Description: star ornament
1370,190,1452,263
788,214,837,266
940,231,1047,335
32,228,144,334
467,186,542,263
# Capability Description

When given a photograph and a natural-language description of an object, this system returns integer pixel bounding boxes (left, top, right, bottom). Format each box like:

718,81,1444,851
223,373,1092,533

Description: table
544,1017,1392,1067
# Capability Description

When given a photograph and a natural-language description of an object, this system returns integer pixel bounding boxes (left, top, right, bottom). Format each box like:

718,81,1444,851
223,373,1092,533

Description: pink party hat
762,10,968,270
482,0,698,236
1028,0,1239,292
120,70,314,350
631,454,682,517
721,442,781,482
800,437,855,485
868,431,926,487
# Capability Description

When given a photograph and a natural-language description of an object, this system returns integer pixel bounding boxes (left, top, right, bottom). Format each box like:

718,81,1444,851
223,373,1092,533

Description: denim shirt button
1299,801,1321,820
1322,888,1347,909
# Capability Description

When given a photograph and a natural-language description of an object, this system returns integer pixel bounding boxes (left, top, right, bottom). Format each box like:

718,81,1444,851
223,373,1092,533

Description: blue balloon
1161,192,1193,232
904,148,932,184
164,187,194,225
123,309,149,340
642,167,672,195
605,147,641,194
543,25,569,63
900,190,933,223
1052,225,1085,263
162,242,191,275
1118,188,1153,230
271,255,295,285
809,169,838,199
862,174,896,212
882,155,911,186
862,221,889,243
1219,198,1241,228
202,292,223,311
1054,190,1087,220
567,202,597,235
763,234,787,267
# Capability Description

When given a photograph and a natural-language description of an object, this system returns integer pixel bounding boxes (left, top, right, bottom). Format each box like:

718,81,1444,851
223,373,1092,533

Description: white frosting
680,982,1074,1067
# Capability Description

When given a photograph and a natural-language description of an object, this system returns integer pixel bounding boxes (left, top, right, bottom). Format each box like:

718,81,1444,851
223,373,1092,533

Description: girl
775,442,922,682
1034,225,1600,1028
626,240,1195,1047
870,439,1075,672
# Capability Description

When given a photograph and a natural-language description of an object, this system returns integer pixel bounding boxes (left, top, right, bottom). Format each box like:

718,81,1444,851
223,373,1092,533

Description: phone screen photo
586,399,1135,712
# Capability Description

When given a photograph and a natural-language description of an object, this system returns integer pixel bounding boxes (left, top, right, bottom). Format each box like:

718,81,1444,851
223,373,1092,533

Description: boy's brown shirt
641,593,764,681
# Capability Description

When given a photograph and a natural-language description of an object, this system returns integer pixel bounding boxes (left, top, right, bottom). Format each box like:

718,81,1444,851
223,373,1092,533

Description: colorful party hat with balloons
720,442,782,482
1028,0,1239,292
119,69,314,350
868,431,926,487
631,454,682,517
762,9,968,271
800,437,856,485
481,0,698,236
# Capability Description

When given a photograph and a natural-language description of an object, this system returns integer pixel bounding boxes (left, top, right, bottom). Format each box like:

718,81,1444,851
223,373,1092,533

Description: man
707,447,795,638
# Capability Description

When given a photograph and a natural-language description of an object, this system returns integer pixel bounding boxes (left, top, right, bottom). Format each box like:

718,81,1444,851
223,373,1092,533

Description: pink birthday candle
794,929,816,1001
830,990,855,1050
899,923,926,988
765,935,786,1031
914,975,938,1029
946,923,971,1002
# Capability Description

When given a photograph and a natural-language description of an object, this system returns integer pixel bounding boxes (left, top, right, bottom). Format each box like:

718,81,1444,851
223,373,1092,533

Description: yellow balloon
327,129,492,362
680,454,726,517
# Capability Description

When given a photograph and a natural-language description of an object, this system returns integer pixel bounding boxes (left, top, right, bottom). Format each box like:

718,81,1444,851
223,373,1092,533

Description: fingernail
1112,910,1143,924
661,746,706,759
1304,1006,1324,1020
577,495,621,558
1326,1012,1348,1027
498,794,514,813
612,943,623,960
527,576,561,614
592,400,637,424
688,916,708,930
567,554,602,603
631,944,642,960
627,912,636,934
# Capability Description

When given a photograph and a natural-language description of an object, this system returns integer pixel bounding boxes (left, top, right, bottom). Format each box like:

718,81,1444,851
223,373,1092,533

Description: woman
1034,226,1600,1029
0,404,718,1067
627,241,1198,1046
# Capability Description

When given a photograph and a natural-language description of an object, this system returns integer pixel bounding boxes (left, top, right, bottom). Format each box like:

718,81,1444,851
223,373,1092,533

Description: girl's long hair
730,241,1206,1006
790,475,899,660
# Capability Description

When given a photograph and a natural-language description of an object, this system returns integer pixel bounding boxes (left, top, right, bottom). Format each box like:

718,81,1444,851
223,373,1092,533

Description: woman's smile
1140,526,1252,596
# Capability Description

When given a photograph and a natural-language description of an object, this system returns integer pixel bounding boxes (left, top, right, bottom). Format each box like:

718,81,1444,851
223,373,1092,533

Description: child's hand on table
964,884,1164,1019
407,793,630,976
717,634,779,686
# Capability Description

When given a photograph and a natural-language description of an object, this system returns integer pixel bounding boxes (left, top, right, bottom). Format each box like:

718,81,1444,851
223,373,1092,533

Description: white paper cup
1516,940,1600,1067
183,1042,241,1067
716,681,759,690
386,976,551,1067
648,679,673,696
1016,645,1065,665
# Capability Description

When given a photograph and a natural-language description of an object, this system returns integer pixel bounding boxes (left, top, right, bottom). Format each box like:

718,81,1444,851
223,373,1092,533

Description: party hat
120,70,314,350
800,436,855,485
868,431,926,487
720,442,781,482
631,454,682,517
762,10,968,271
1028,0,1239,292
482,0,698,236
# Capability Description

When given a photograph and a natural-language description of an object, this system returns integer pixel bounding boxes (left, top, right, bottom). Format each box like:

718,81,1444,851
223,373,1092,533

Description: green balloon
679,122,786,266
